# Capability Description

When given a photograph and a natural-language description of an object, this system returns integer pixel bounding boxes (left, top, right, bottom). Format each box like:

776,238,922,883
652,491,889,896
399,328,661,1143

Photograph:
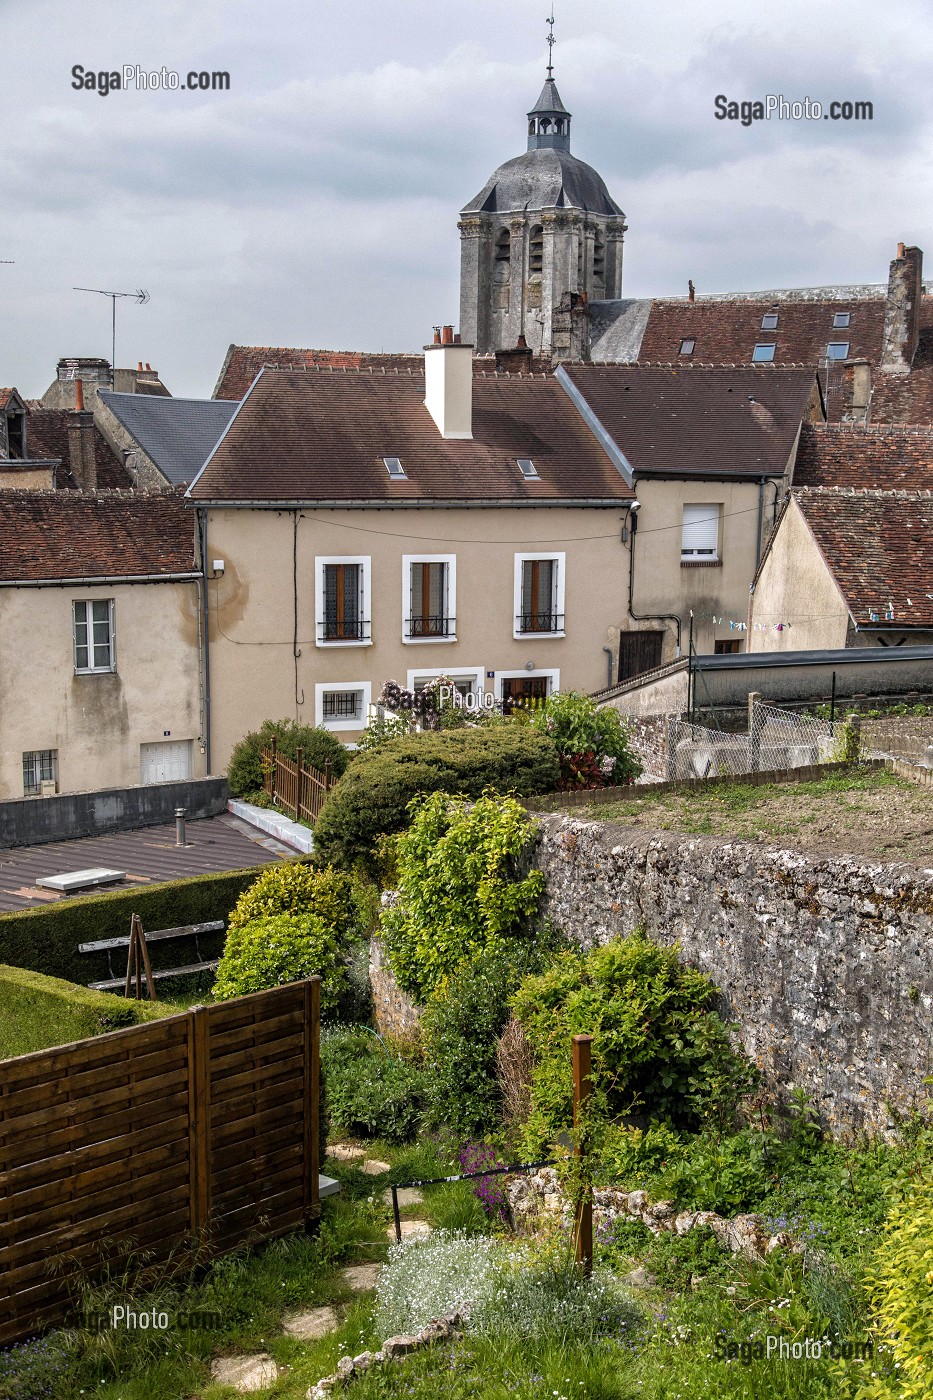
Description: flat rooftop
0,814,287,913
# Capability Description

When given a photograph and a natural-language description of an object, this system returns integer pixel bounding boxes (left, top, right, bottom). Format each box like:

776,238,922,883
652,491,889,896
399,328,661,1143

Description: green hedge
313,726,560,870
0,964,169,1059
0,863,281,987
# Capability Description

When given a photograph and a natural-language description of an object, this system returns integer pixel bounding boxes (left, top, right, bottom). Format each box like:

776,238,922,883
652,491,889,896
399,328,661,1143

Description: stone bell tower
458,39,626,361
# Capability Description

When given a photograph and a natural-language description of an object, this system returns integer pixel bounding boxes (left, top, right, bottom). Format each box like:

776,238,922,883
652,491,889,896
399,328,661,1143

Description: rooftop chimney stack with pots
424,324,474,439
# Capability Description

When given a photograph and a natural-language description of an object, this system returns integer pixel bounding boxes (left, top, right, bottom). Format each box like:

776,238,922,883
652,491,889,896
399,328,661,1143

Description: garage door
140,740,192,784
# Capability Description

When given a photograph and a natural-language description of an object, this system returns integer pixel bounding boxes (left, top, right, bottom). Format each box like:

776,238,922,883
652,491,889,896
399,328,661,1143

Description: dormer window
517,458,539,479
760,312,779,330
679,339,695,356
833,312,851,328
383,457,407,479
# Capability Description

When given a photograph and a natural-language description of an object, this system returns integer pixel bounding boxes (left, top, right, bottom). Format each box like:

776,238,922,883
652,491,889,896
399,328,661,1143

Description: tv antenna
73,286,150,373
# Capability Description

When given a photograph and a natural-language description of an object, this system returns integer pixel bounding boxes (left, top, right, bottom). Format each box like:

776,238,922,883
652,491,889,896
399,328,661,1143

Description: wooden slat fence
262,740,335,824
0,978,320,1346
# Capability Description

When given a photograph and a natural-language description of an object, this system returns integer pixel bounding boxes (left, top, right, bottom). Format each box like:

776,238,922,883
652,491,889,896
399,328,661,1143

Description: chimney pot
137,361,143,371
897,242,906,259
688,279,696,303
74,378,85,412
441,325,454,345
433,327,442,345
145,362,152,371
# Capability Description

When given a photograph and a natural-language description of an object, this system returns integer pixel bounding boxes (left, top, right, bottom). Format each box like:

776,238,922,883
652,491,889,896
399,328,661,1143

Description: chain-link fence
660,699,841,782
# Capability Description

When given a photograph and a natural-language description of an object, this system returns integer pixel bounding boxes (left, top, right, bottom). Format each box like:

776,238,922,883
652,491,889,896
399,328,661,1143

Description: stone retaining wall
533,814,933,1135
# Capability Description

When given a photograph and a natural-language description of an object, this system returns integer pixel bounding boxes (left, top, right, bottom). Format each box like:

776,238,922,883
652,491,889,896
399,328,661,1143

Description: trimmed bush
213,912,347,1014
0,865,271,987
0,964,168,1059
226,718,349,798
513,931,759,1150
313,725,559,870
228,861,361,936
529,690,642,788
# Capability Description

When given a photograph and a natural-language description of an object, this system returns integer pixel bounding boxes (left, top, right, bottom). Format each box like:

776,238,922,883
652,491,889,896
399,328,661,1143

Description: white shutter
681,505,719,558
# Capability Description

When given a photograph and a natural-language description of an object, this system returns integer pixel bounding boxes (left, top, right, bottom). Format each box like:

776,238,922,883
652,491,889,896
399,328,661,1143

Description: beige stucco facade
0,580,205,799
202,504,632,765
748,498,850,651
628,477,780,661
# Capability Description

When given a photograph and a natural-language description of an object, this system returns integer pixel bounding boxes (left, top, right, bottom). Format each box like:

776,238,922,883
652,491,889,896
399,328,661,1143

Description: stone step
211,1353,279,1393
382,1186,423,1207
283,1305,340,1341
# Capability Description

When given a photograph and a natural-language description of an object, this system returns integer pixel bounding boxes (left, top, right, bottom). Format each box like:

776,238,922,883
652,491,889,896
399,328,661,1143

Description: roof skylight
383,457,408,479
516,458,540,479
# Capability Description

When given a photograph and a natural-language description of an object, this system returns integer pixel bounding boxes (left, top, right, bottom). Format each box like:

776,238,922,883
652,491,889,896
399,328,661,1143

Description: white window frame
73,598,115,673
513,552,566,639
315,681,372,731
401,554,457,644
407,666,485,701
681,504,721,562
315,556,372,647
492,668,560,704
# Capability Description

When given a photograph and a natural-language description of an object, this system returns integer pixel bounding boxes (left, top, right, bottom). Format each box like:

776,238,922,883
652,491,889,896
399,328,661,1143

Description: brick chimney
495,335,534,374
424,325,474,438
839,359,872,423
66,377,98,489
880,242,923,374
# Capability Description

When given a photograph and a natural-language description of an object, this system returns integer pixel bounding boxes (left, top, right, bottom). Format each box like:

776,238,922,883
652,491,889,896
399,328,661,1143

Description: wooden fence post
188,1005,212,1246
572,1033,593,1277
324,759,332,793
303,977,321,1232
295,747,303,820
269,736,278,805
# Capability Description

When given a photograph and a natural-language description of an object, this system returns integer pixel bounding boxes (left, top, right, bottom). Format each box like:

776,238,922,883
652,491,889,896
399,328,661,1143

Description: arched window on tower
495,227,511,263
529,225,544,275
593,229,606,293
554,118,565,135
577,233,585,290
528,119,536,136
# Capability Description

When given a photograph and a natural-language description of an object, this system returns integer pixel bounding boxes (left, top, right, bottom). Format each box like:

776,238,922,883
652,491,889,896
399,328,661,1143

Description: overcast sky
2,0,929,398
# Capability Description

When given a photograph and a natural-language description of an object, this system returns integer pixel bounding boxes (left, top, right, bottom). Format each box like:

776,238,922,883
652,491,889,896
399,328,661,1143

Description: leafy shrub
322,1027,428,1142
0,964,167,1059
312,726,559,871
376,1231,500,1335
859,1176,933,1399
213,912,347,1014
228,861,360,936
643,1226,728,1290
530,691,642,787
513,932,758,1150
382,792,545,1003
226,718,349,798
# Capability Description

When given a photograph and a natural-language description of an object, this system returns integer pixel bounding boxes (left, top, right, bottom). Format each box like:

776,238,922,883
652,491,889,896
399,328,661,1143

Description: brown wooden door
501,677,550,714
617,631,663,683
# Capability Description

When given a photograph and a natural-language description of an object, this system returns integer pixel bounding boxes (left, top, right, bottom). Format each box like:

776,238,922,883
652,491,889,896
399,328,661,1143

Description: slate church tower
458,48,626,360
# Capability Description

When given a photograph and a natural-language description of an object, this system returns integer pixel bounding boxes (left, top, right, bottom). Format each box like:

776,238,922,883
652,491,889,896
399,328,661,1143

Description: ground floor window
315,681,372,731
23,749,57,796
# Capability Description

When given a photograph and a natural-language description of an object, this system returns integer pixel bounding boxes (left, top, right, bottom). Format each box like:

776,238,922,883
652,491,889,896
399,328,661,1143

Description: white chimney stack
424,325,473,439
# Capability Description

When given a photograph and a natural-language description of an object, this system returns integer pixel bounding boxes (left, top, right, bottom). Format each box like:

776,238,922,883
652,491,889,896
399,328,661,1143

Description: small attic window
383,457,408,479
833,311,851,328
761,312,779,330
679,339,695,356
826,342,850,361
516,458,540,479
751,343,776,362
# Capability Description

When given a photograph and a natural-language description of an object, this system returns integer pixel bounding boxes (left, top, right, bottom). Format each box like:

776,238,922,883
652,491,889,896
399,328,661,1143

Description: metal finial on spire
546,7,555,78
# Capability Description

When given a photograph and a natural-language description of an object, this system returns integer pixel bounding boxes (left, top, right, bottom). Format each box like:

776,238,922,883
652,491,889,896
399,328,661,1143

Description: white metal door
140,740,192,784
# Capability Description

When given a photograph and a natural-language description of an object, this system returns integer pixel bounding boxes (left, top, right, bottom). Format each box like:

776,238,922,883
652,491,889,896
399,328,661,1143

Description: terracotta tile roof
795,486,933,627
0,389,14,411
562,363,817,478
637,297,887,369
793,424,933,489
870,329,933,424
189,365,634,504
213,345,427,400
0,490,197,582
26,408,130,488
